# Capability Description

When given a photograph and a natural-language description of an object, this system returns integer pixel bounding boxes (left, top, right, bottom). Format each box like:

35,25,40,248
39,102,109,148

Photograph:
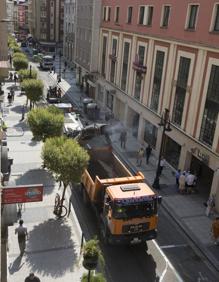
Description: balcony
109,54,117,62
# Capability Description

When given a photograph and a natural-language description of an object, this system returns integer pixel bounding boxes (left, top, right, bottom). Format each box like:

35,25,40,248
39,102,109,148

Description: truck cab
101,183,162,244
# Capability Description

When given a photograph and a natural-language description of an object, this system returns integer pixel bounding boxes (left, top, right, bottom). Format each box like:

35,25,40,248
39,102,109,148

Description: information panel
1,184,43,204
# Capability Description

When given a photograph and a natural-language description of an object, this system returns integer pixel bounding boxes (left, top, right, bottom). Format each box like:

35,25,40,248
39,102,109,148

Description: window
147,6,154,26
143,120,157,148
187,5,199,29
106,91,114,110
103,6,111,21
200,65,219,146
161,5,170,27
134,46,145,101
103,6,106,21
172,57,191,126
121,42,130,91
110,39,117,83
150,51,165,112
127,6,133,24
101,36,107,77
138,6,153,26
213,4,219,31
115,6,120,23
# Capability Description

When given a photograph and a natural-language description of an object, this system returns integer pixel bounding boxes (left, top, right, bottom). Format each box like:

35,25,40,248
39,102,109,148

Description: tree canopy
13,57,28,71
42,136,89,187
21,79,44,105
18,68,37,80
27,106,64,141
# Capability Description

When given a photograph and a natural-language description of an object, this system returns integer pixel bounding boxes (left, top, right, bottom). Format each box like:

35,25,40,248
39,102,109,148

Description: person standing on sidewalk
158,156,166,175
178,172,186,194
120,130,127,149
145,144,152,164
15,219,28,255
25,273,41,282
136,147,145,166
211,217,219,245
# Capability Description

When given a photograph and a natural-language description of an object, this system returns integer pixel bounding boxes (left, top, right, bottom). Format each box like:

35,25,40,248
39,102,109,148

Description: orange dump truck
81,135,162,245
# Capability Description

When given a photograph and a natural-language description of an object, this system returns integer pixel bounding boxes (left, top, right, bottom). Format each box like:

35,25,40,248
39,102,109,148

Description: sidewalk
50,65,219,273
2,79,85,281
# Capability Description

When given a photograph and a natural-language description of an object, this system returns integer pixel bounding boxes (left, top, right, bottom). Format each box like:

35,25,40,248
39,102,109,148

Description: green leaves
27,106,64,141
13,56,28,71
42,136,89,186
18,69,37,80
21,79,43,103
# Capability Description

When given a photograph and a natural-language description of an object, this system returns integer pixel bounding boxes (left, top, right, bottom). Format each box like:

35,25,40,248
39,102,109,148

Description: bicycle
53,193,68,218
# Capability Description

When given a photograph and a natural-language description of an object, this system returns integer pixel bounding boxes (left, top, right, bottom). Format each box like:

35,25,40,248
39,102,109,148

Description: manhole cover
6,127,24,137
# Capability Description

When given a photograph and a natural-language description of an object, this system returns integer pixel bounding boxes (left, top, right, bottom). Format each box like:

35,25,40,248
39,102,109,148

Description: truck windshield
113,201,155,219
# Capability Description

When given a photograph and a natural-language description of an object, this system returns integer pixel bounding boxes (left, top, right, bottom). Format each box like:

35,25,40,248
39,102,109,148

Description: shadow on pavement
9,104,23,114
15,169,55,195
8,256,25,275
25,218,78,278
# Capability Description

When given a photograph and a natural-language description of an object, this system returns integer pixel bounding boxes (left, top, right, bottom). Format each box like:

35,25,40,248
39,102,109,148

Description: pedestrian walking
178,172,186,194
211,217,219,245
145,144,152,164
158,156,166,175
15,219,28,255
14,73,18,85
7,92,12,105
136,147,145,166
9,72,13,81
206,194,216,217
175,169,181,186
10,88,15,102
21,105,25,120
120,130,127,149
25,273,41,282
57,87,62,99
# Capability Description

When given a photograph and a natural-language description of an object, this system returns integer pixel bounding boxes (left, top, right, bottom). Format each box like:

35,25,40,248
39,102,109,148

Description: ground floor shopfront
94,78,219,211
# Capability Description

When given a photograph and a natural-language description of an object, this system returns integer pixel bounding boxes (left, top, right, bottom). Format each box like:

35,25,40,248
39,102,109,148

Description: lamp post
152,108,172,190
29,65,32,78
58,50,62,83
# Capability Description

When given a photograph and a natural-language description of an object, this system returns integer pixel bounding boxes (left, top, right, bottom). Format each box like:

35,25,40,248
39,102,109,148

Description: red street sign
1,184,43,204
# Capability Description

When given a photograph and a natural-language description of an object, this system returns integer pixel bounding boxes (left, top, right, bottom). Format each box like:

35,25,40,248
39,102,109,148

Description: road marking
160,244,187,249
153,240,183,282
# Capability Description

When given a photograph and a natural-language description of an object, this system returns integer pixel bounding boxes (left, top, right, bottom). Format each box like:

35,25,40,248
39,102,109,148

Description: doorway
190,156,213,198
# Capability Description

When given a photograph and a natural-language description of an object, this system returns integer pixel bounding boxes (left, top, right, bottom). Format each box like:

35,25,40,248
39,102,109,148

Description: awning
87,79,96,88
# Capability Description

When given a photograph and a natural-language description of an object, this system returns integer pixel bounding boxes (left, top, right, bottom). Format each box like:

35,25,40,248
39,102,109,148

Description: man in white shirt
15,219,28,255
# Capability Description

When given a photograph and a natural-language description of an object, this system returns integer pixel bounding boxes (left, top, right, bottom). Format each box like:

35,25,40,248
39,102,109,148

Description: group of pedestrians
136,144,153,167
176,169,198,194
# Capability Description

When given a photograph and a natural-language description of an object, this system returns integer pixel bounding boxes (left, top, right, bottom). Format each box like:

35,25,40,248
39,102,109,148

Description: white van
40,55,54,70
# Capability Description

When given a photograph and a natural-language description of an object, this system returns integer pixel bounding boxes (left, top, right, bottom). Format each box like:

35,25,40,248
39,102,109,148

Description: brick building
97,0,219,208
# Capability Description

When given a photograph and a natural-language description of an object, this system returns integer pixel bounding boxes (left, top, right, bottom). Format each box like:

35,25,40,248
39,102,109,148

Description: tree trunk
60,183,67,208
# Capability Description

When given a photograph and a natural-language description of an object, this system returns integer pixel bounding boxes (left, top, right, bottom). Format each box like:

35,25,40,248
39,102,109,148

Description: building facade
6,0,15,34
63,0,76,67
98,0,219,209
29,0,64,53
0,0,9,80
68,0,101,97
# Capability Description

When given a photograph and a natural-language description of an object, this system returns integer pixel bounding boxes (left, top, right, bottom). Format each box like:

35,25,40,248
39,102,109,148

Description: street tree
13,57,28,71
27,106,64,141
21,79,43,108
13,52,27,60
42,136,89,214
18,69,37,81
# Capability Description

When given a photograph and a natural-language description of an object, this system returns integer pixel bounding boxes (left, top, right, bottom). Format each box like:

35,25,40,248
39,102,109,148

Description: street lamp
152,108,172,190
58,50,62,83
29,65,32,78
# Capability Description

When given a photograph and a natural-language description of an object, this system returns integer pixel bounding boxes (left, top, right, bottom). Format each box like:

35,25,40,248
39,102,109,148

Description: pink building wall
101,0,219,48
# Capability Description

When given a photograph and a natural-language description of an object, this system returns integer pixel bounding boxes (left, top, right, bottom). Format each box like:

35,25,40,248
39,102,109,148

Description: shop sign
1,184,43,204
191,147,209,164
